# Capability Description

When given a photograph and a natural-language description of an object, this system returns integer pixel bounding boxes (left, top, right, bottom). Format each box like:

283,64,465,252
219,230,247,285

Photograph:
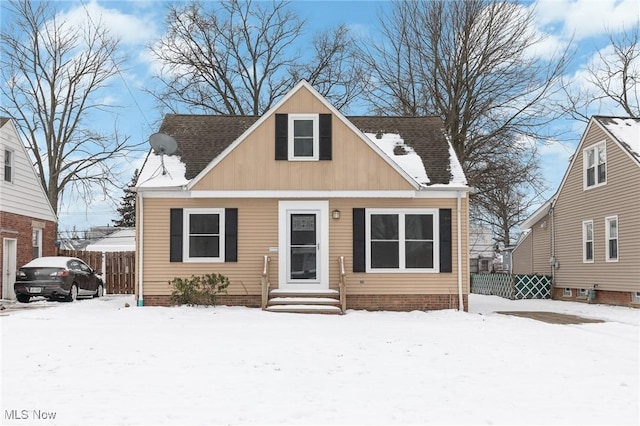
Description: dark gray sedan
14,256,104,303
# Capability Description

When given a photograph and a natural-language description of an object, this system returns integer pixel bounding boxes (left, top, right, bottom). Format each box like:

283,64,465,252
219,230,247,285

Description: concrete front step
266,304,342,314
268,297,340,306
266,288,343,314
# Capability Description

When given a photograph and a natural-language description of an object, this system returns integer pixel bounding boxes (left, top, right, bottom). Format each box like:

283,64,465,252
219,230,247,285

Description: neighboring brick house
514,116,640,307
134,81,470,313
0,117,57,300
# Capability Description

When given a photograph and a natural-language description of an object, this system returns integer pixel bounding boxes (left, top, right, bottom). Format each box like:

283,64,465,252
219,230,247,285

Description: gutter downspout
457,190,464,311
550,199,556,288
137,193,144,306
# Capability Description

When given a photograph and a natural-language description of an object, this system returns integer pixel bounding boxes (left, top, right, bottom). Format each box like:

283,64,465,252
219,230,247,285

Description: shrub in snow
170,273,230,307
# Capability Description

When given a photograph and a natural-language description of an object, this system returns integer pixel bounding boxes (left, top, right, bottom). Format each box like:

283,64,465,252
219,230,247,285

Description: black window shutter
275,114,288,160
319,114,332,160
225,208,238,262
353,208,365,272
439,209,452,273
170,208,183,262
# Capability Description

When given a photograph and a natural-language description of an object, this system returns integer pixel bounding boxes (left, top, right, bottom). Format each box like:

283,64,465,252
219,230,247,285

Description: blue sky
2,0,639,235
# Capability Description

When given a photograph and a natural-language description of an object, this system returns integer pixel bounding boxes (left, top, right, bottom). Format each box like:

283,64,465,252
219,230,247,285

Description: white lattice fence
470,274,514,299
514,275,552,299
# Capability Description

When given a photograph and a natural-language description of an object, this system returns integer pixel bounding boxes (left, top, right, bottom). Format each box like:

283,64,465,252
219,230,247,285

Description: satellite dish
149,133,177,156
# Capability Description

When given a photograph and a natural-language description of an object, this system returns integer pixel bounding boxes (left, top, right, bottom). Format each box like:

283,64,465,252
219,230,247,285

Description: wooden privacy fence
470,273,552,300
58,249,135,294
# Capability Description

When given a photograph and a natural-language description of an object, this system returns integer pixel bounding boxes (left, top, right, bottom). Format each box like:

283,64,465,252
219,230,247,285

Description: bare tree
359,0,570,244
0,0,132,216
560,23,639,121
148,0,366,115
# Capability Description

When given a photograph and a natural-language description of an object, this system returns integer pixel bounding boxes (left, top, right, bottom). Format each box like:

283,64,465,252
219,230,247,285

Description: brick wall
141,294,261,307
346,294,468,312
0,211,56,297
140,293,468,311
552,287,638,308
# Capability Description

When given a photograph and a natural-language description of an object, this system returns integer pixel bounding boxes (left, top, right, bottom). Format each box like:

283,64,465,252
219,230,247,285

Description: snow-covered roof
85,229,136,252
365,133,429,186
595,116,640,164
136,152,189,189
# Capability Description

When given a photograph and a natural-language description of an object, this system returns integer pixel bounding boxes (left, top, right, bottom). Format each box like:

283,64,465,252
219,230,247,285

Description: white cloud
533,0,640,41
57,0,159,46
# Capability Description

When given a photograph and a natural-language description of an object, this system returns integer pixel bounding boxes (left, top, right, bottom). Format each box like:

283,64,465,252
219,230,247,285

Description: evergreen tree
113,170,138,228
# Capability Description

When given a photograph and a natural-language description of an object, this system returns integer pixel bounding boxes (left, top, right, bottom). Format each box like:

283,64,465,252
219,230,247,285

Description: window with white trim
183,208,225,262
605,216,618,261
288,114,318,160
366,209,438,272
563,288,572,297
578,288,588,298
633,292,640,303
584,142,606,188
4,149,13,183
582,220,594,263
32,228,42,259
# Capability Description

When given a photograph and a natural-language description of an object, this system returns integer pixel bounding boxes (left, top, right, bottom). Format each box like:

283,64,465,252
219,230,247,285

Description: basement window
633,292,640,303
563,288,572,297
578,288,588,298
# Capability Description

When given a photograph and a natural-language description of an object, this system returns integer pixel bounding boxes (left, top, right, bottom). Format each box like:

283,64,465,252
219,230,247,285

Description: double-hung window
4,149,13,183
32,228,42,259
288,114,318,160
584,142,606,189
183,208,225,262
582,220,594,263
366,209,438,272
605,216,618,261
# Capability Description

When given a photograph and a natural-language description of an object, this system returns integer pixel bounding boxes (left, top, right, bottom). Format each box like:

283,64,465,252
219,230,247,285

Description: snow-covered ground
1,294,638,425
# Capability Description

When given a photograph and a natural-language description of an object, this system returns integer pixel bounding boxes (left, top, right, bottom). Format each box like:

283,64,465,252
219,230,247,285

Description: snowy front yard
1,294,638,425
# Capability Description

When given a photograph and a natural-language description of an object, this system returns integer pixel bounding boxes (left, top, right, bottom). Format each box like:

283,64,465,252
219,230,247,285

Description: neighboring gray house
514,116,640,307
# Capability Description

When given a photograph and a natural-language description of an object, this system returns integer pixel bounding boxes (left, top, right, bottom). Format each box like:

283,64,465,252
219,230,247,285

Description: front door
2,238,17,300
278,201,329,290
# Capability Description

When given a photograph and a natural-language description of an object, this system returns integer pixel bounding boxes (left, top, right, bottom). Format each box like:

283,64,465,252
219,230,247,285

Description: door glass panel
290,214,317,280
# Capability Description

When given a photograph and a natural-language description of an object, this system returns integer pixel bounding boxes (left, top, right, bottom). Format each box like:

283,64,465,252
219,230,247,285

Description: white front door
278,201,329,290
2,238,17,300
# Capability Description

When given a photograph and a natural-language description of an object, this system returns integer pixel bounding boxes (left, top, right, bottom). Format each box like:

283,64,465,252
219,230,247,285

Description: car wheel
66,284,78,302
17,294,30,303
95,284,104,298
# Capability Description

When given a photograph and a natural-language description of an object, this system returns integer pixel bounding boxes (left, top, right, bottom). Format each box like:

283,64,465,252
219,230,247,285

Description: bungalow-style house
85,228,136,252
0,117,57,300
514,116,640,307
135,81,470,312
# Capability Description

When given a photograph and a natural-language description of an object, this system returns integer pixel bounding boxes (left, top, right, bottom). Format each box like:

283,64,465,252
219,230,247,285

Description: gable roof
592,116,640,165
138,81,467,191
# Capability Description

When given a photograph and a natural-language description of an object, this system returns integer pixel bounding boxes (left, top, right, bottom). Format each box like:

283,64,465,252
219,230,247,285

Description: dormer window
289,114,319,160
275,113,332,161
584,142,606,189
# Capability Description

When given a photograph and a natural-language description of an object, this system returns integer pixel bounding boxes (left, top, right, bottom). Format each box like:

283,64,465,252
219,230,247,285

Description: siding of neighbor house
138,197,469,298
511,231,533,275
1,119,57,298
553,124,640,293
191,87,414,192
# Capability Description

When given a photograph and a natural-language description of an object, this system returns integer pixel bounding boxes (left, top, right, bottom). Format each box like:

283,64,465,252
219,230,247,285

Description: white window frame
578,288,588,298
583,142,606,189
582,220,594,263
4,149,14,183
365,208,439,273
183,208,225,263
288,114,319,161
605,216,619,262
563,288,572,297
633,292,640,303
32,228,42,259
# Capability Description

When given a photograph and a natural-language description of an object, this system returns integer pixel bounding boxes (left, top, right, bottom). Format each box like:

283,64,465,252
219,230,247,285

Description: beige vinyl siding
512,231,533,274
139,196,469,297
531,216,552,275
553,125,640,292
192,86,414,192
